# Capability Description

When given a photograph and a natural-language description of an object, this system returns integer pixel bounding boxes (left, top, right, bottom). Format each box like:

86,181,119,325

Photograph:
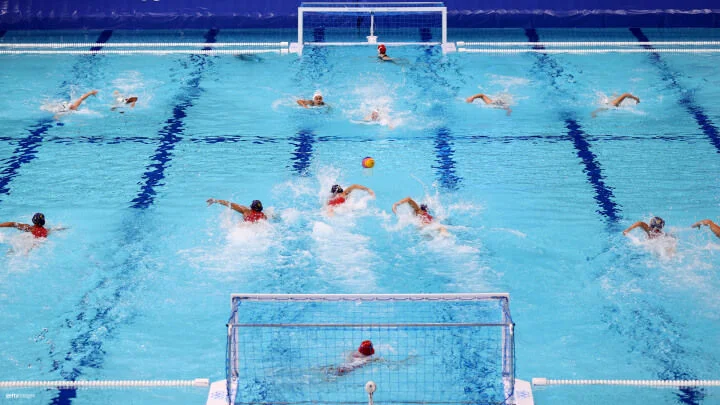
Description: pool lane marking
524,28,621,223
48,30,217,405
130,28,218,209
0,30,113,203
418,29,462,190
290,130,315,176
434,127,461,191
629,28,720,154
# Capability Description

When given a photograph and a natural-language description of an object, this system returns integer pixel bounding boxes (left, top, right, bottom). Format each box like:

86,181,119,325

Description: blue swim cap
331,184,343,194
32,213,45,226
420,204,428,212
250,200,263,212
649,216,665,230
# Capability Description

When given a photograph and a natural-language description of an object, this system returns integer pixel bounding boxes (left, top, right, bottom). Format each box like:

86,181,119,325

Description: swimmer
327,184,375,209
623,216,665,239
207,198,267,223
392,197,449,235
377,44,392,62
111,91,138,111
53,90,98,119
465,93,512,116
365,109,381,122
297,91,326,108
326,340,379,376
0,213,53,238
592,92,640,117
691,219,720,239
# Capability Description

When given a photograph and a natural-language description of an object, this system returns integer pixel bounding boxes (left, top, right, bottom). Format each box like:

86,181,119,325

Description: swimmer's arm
69,90,98,110
392,197,420,215
297,99,311,108
466,93,491,104
612,93,640,107
0,222,31,232
207,198,250,215
622,221,650,236
344,184,375,197
591,107,608,118
692,219,720,238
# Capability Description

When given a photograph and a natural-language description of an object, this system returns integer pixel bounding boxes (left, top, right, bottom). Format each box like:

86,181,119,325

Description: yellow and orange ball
362,157,375,169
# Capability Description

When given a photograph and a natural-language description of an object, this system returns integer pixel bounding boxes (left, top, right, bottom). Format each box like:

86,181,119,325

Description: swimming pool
0,27,719,405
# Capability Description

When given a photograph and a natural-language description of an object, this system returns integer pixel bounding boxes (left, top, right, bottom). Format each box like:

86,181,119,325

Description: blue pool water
0,28,719,405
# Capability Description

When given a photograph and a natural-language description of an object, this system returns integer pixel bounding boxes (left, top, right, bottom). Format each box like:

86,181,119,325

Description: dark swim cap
250,200,263,212
32,213,45,226
649,216,665,230
420,204,428,212
331,184,343,194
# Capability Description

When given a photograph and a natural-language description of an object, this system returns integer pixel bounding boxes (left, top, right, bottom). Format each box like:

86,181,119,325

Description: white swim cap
313,90,322,98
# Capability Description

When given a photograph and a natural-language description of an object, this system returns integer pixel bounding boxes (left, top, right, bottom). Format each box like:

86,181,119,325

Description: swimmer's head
649,216,665,231
358,340,374,356
331,184,344,195
370,110,380,121
313,91,323,103
420,204,428,212
250,200,263,212
378,44,386,54
32,213,45,227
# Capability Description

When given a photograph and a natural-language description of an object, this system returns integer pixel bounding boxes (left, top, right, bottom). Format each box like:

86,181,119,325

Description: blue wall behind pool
0,0,718,29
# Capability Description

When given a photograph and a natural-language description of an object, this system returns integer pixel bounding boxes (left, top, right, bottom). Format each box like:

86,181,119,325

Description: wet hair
250,200,263,212
420,204,428,212
331,184,343,194
649,216,665,230
32,213,45,227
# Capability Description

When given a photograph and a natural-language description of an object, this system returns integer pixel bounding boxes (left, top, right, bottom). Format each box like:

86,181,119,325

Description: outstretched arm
0,222,31,232
591,107,608,118
623,221,650,236
344,184,375,198
692,219,720,238
392,197,420,215
466,93,492,104
297,99,311,108
611,93,640,107
69,90,98,110
207,198,250,216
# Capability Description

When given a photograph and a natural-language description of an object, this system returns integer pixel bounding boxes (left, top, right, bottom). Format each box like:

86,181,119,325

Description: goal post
297,2,447,46
225,293,516,405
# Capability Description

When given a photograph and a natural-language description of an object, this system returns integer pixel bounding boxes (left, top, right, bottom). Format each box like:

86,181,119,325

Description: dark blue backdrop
1,0,718,29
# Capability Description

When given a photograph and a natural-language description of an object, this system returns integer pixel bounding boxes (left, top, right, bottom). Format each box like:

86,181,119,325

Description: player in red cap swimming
207,198,267,223
328,340,378,376
377,44,393,62
0,213,52,238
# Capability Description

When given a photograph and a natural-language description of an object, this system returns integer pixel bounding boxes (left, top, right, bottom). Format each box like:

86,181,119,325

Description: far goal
297,2,447,46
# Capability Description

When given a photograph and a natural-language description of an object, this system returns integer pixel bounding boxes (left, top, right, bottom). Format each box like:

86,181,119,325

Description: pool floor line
290,129,315,176
131,28,218,209
524,28,621,224
49,29,219,405
629,28,720,155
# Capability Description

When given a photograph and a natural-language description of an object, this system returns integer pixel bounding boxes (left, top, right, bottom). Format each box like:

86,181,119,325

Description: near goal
223,293,516,405
297,2,447,46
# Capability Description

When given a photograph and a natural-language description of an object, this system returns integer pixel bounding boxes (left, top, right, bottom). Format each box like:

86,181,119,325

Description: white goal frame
297,2,448,46
225,293,515,405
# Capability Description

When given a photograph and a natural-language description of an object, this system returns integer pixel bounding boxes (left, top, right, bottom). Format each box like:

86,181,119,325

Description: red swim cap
358,340,375,356
378,44,386,54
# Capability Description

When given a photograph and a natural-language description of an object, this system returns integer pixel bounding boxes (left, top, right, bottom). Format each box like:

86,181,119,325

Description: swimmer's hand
90,90,98,96
206,198,216,206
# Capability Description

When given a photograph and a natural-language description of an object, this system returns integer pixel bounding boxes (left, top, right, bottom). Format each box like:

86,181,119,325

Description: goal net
225,293,515,405
297,2,447,45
